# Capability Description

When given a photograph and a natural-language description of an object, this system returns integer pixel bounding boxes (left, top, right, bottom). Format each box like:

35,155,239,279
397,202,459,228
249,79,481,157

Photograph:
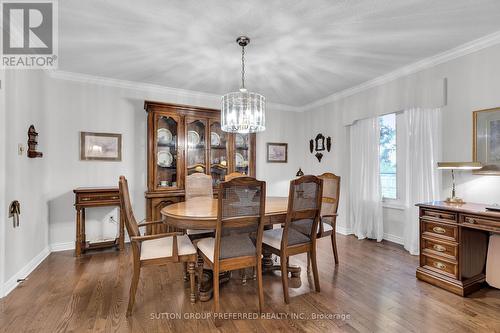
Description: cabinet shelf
158,143,176,148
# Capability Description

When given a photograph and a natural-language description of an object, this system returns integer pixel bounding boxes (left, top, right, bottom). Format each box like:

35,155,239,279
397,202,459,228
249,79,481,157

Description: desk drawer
78,192,120,204
421,237,458,260
421,209,457,223
421,254,458,279
461,215,500,233
421,219,458,242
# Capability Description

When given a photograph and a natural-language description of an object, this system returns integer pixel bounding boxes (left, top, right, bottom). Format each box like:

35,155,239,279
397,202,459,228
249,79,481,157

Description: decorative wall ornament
27,125,43,158
296,168,304,177
309,133,332,162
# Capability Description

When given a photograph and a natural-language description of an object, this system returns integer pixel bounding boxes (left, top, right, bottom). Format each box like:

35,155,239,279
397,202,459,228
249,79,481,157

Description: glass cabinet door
156,115,179,189
234,133,251,175
209,120,228,186
186,118,207,175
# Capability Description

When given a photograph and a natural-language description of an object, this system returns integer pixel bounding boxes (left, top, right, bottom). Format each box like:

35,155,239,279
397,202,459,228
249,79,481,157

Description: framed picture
80,132,122,161
473,107,500,175
267,142,288,163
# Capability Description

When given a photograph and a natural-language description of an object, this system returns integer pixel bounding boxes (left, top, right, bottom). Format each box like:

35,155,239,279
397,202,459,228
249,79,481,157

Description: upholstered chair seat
292,218,334,236
262,228,310,250
140,234,196,260
196,234,256,262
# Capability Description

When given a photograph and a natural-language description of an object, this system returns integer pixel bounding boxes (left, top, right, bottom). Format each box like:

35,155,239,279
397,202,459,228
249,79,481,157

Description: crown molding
46,70,301,112
300,30,500,112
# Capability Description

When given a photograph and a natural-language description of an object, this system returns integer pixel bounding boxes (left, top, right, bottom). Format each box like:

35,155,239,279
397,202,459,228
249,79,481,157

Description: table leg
262,250,301,278
75,208,82,257
199,270,231,302
81,208,86,254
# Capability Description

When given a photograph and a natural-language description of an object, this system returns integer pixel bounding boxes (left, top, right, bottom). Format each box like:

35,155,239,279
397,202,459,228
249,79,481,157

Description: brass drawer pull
432,226,446,234
433,262,447,270
81,197,91,201
433,244,446,252
110,196,119,200
465,217,476,224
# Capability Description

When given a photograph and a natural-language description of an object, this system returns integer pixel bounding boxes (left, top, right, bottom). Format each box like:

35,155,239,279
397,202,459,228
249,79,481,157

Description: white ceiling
59,0,500,107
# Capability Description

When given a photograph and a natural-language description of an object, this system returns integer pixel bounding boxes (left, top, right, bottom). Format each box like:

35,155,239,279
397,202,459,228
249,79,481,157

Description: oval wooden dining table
161,196,302,301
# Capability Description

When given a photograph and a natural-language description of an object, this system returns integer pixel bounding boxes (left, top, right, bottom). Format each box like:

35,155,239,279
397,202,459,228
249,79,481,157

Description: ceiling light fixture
221,36,265,133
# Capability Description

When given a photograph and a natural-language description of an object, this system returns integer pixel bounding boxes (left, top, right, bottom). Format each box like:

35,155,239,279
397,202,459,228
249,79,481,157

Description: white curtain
403,108,442,255
349,117,383,242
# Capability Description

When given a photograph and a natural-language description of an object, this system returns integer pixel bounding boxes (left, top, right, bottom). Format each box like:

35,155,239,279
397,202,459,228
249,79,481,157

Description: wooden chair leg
213,266,221,327
331,233,339,264
256,258,264,313
280,253,290,304
127,263,141,316
188,261,196,303
306,252,311,272
310,248,321,292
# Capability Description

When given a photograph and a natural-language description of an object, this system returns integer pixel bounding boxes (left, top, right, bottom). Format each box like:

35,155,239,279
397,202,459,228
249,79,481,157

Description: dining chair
118,176,198,316
225,172,244,181
185,173,214,237
196,177,266,315
262,175,323,303
294,172,340,265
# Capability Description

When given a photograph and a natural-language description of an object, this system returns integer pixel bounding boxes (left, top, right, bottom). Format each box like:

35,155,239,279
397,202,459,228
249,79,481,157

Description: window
379,113,397,199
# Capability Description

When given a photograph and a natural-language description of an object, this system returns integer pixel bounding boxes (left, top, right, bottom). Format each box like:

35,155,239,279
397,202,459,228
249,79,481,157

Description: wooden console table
416,201,500,296
74,187,124,257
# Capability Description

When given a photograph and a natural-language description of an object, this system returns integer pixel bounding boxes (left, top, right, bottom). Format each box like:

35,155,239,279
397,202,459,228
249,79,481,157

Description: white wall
301,42,500,242
256,110,302,196
0,69,6,295
297,103,350,233
3,70,49,291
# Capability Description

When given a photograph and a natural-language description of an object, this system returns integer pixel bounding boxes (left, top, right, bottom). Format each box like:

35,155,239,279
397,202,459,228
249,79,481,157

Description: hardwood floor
1,234,500,332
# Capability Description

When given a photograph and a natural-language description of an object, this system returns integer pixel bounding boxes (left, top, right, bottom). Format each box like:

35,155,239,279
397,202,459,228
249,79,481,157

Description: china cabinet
144,101,256,233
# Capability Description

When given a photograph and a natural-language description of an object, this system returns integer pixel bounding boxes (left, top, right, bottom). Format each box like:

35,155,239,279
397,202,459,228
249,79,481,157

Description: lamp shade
221,89,265,133
437,162,483,170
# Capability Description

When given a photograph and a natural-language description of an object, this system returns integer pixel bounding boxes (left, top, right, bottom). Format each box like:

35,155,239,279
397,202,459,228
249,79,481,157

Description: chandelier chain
241,44,245,89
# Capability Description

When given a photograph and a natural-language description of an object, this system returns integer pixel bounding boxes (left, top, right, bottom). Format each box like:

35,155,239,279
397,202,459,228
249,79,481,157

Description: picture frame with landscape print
267,142,287,163
473,108,500,175
80,132,122,161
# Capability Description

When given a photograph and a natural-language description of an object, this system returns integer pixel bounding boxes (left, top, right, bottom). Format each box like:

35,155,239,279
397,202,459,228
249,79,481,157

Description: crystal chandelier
221,36,265,133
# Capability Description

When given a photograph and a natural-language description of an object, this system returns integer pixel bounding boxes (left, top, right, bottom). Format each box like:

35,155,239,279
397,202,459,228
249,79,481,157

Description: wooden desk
73,187,124,257
416,201,500,296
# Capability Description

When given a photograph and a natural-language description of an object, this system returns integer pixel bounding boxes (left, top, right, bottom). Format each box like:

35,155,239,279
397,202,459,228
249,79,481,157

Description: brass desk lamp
437,162,483,204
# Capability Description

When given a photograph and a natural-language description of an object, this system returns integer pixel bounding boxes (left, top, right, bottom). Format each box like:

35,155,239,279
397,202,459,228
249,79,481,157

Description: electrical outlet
18,144,25,155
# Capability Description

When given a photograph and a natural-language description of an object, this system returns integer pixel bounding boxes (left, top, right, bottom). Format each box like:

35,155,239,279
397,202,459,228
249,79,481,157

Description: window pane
379,113,397,199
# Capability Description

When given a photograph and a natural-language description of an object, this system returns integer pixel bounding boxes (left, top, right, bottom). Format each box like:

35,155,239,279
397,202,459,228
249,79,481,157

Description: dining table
161,196,302,301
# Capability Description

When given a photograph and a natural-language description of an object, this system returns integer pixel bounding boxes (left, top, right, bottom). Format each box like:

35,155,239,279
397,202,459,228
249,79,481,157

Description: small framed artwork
267,142,288,163
80,132,122,161
473,107,500,175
